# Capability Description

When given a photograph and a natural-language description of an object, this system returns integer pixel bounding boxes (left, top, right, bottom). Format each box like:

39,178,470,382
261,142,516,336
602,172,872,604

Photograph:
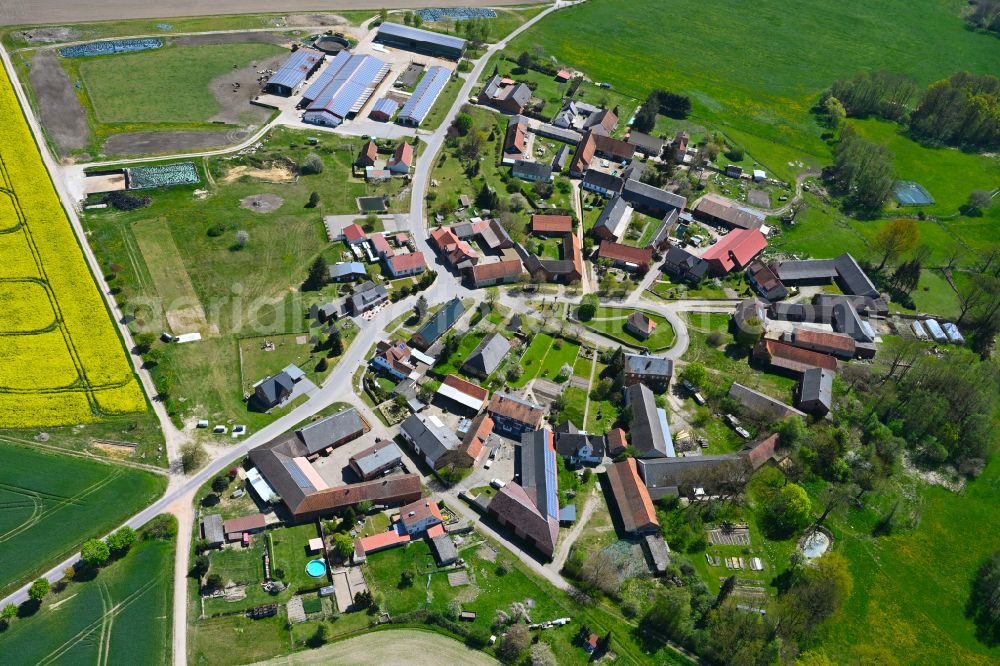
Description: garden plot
708,525,752,546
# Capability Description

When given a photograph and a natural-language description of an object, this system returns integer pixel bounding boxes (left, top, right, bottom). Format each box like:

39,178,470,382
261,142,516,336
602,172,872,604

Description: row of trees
632,89,692,133
826,126,895,210
824,70,1000,150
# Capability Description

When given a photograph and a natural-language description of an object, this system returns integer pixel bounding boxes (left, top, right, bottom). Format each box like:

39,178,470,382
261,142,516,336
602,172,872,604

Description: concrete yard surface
254,628,499,665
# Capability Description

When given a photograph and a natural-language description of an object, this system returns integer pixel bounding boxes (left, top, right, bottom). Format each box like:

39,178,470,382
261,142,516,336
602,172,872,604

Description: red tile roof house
357,141,378,168
555,69,572,82
625,311,657,339
399,498,444,535
341,222,367,245
598,241,653,272
222,514,266,541
701,228,768,276
783,327,857,359
531,214,574,235
468,258,523,288
370,233,394,258
753,339,839,376
503,120,527,164
462,413,494,465
387,141,414,174
604,458,659,534
430,225,478,267
385,251,426,278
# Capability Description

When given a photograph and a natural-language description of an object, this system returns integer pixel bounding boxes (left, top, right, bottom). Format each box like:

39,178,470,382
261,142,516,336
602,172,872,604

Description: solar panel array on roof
543,437,559,521
282,459,314,490
266,48,323,93
371,97,399,118
303,50,350,102
398,66,451,126
304,53,390,126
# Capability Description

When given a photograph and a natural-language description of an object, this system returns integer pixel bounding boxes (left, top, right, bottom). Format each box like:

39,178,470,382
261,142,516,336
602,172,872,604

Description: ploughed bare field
103,130,236,156
0,0,530,25
28,50,90,154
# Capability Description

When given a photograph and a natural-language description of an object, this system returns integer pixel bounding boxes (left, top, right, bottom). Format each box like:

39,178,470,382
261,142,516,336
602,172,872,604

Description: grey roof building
625,383,674,458
349,281,388,314
298,407,366,455
374,22,466,59
627,131,665,156
255,371,295,409
462,332,511,378
592,195,632,240
551,144,570,172
833,253,878,298
349,441,403,480
201,514,225,547
775,253,877,298
798,367,834,415
622,179,686,217
400,413,462,469
624,353,673,386
663,246,709,283
637,454,746,499
430,534,459,565
512,160,553,182
581,169,625,195
411,297,466,349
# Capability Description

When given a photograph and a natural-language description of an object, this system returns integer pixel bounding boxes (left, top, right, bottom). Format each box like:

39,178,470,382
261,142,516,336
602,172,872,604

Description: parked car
490,479,506,489
484,458,493,470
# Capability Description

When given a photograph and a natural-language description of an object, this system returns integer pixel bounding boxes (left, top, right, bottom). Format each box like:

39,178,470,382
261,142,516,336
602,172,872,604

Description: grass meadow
815,457,1000,665
0,442,166,596
508,0,1000,182
81,128,400,428
77,42,286,124
1,536,173,665
582,307,676,350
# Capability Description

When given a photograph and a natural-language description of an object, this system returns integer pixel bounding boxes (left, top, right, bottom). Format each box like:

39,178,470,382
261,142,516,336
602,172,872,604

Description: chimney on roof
408,511,415,517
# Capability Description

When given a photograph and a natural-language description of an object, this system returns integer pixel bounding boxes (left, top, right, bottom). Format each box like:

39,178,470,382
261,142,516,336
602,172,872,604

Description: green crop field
508,0,1000,182
0,536,173,665
0,442,166,595
78,43,286,124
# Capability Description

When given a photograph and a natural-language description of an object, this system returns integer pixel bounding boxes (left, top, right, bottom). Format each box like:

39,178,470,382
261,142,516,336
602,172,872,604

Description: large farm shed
375,22,467,59
265,47,324,96
397,66,452,126
302,51,391,127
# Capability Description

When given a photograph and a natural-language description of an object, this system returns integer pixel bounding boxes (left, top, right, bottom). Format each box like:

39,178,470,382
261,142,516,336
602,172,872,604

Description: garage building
375,22,467,59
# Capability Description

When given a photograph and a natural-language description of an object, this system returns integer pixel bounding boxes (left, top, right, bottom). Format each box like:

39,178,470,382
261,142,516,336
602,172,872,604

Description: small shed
201,514,224,548
460,611,477,621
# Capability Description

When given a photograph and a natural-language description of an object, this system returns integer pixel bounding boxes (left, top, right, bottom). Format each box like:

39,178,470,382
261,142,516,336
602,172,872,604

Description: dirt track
254,629,499,665
27,50,89,154
0,0,532,25
103,129,234,156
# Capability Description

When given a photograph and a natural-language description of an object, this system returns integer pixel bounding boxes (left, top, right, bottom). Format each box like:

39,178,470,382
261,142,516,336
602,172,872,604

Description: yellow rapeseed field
0,64,146,426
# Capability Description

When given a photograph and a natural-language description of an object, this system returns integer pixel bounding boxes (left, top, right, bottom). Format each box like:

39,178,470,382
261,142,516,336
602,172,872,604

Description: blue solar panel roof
372,97,399,115
377,22,466,51
542,438,559,520
303,50,350,101
267,48,322,90
306,54,388,119
398,66,450,124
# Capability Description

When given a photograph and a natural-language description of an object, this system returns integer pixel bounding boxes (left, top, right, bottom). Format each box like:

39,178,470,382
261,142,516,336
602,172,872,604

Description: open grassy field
0,534,173,665
77,42,285,124
582,307,676,350
81,128,398,427
815,456,1000,664
850,118,1000,215
0,65,147,427
508,0,1000,182
0,442,166,595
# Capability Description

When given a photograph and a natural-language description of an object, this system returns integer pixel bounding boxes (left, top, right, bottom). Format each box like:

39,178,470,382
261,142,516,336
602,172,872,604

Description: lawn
0,442,166,596
81,128,394,428
850,118,1000,215
507,0,1000,183
538,338,581,380
816,456,1000,664
583,308,676,350
560,386,587,427
508,332,553,387
434,330,486,377
271,523,325,593
572,351,594,379
1,535,173,665
78,42,286,124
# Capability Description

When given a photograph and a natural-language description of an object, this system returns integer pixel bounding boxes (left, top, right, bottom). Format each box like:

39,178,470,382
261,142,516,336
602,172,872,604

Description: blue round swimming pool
305,559,326,577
